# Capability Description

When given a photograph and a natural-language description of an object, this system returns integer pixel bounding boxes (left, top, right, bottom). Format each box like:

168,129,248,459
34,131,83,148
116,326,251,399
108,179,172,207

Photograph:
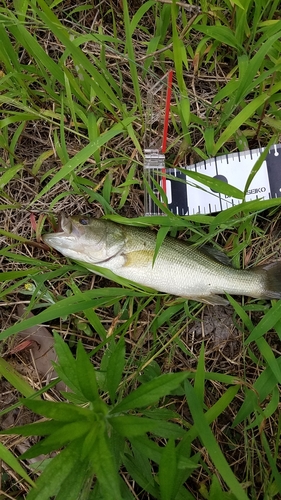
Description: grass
0,0,281,498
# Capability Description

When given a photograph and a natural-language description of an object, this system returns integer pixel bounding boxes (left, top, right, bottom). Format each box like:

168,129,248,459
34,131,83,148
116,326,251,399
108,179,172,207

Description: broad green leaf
111,372,189,413
131,435,198,471
53,331,79,392
84,307,108,341
21,421,91,459
0,420,62,437
81,424,100,462
21,398,91,421
90,431,123,500
246,385,280,431
130,441,155,494
109,415,162,438
109,415,185,439
55,461,93,500
68,272,110,341
76,341,99,402
123,453,159,498
130,436,163,465
159,439,178,500
25,439,83,500
261,385,280,419
7,20,63,84
106,337,125,403
0,269,42,282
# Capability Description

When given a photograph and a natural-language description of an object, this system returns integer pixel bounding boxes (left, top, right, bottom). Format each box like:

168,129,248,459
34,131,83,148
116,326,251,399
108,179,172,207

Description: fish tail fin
261,262,281,300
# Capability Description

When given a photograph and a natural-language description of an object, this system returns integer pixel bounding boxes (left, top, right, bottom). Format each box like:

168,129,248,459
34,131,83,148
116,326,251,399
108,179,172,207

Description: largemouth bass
43,214,281,305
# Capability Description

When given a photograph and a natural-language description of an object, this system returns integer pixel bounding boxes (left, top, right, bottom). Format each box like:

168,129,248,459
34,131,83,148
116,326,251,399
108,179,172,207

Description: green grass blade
0,288,146,340
122,0,142,115
177,166,244,199
32,119,133,203
184,380,249,500
0,442,35,487
245,300,281,345
0,358,36,398
214,82,281,154
194,24,244,51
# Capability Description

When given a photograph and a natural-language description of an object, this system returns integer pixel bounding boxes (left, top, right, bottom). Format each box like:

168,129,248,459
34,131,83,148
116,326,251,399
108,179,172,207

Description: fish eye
79,218,89,225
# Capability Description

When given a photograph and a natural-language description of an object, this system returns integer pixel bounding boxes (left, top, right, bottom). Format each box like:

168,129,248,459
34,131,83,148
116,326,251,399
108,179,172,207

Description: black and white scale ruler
144,143,281,216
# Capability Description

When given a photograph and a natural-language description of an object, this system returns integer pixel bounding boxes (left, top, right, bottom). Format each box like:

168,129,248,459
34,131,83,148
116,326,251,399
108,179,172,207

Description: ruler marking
213,155,223,212
214,156,218,172
144,143,281,216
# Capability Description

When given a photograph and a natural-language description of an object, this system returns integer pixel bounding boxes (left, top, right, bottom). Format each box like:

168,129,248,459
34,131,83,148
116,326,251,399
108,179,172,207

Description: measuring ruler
144,143,281,216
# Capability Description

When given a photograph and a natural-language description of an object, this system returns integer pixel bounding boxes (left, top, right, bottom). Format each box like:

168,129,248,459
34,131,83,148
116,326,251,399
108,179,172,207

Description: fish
42,214,281,306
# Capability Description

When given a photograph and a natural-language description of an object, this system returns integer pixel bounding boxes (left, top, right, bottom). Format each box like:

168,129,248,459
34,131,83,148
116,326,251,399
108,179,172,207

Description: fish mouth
55,213,86,237
42,213,84,246
57,213,72,234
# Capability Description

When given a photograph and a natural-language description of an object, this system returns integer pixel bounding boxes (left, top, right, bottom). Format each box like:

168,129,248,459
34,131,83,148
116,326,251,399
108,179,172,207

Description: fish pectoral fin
199,245,232,266
122,250,154,268
185,294,229,306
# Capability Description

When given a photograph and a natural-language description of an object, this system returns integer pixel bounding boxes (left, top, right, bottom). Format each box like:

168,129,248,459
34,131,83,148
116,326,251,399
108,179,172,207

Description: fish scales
119,229,263,298
43,215,281,305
